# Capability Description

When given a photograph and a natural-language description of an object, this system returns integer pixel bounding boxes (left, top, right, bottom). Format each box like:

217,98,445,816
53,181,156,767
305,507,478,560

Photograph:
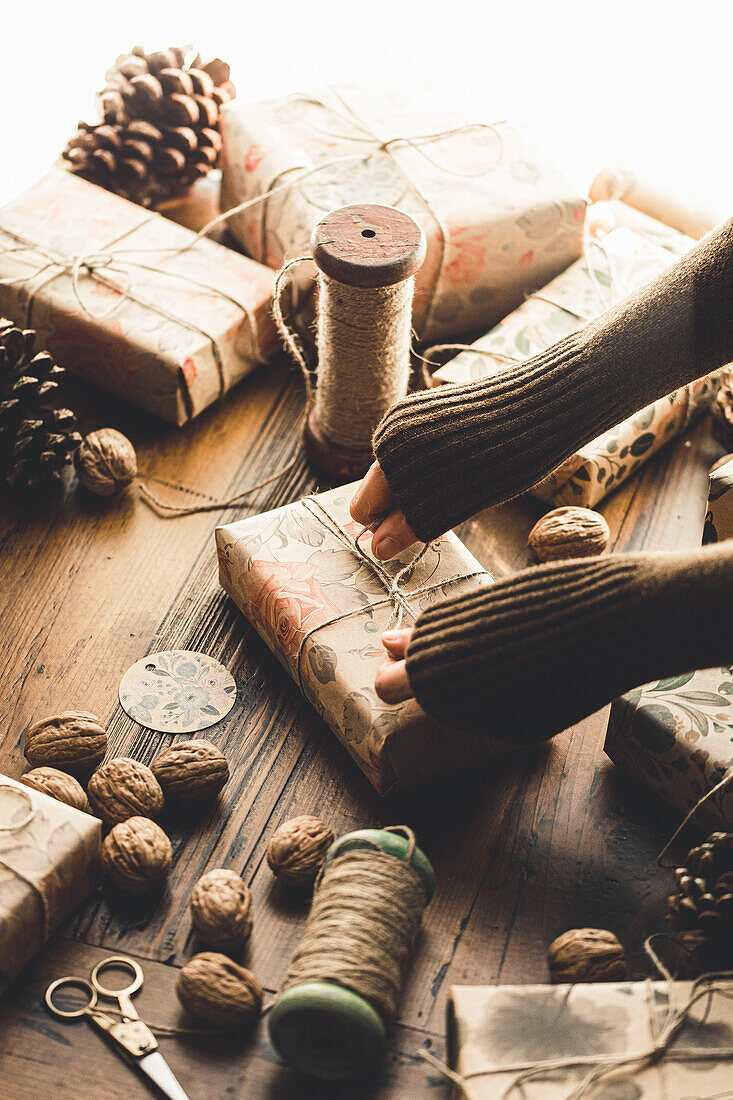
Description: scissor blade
138,1051,189,1100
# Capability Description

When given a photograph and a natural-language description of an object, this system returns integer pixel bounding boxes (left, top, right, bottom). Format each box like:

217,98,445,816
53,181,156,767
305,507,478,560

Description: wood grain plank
0,939,449,1100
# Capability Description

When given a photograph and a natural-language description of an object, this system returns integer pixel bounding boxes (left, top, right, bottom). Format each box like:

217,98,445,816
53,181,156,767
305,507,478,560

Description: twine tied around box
0,783,51,941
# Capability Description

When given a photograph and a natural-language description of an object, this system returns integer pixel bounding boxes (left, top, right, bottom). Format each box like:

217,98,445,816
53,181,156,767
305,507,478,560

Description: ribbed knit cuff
405,547,733,742
374,217,733,542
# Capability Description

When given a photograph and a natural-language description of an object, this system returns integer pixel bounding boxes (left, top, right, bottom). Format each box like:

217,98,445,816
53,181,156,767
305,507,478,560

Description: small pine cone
667,830,733,972
63,45,234,209
0,320,81,489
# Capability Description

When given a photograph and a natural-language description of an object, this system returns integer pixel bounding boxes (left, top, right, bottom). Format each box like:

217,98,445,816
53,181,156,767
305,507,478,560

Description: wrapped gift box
434,201,722,507
0,167,279,425
216,484,501,793
448,979,733,1099
219,84,587,342
0,775,101,995
704,456,733,543
605,670,733,832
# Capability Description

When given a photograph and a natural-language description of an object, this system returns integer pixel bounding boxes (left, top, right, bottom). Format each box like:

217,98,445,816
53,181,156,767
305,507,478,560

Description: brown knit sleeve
374,218,733,542
404,544,733,741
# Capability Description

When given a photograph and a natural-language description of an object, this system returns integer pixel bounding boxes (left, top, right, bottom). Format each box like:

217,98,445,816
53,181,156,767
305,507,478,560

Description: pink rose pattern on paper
247,559,339,664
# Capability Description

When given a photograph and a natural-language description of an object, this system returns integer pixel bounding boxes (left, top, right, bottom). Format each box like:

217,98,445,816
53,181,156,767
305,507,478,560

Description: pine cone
0,320,82,489
667,830,733,972
63,45,234,209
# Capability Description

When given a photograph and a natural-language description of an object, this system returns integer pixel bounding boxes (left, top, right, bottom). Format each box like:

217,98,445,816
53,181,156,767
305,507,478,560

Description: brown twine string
281,826,430,1021
0,783,49,940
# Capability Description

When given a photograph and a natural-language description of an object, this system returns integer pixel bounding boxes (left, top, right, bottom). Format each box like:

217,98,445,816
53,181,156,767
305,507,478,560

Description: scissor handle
45,976,98,1019
91,955,144,999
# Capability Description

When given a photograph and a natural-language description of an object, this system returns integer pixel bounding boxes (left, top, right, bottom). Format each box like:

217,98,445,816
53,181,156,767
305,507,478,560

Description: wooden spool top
311,204,427,288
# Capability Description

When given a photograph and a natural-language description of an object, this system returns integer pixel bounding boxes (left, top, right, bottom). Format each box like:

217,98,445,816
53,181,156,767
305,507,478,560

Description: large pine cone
63,45,234,209
667,830,733,972
0,320,81,489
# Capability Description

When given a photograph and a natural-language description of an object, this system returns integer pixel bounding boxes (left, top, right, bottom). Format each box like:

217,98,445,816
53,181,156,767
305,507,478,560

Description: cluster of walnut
176,815,336,1028
22,713,229,892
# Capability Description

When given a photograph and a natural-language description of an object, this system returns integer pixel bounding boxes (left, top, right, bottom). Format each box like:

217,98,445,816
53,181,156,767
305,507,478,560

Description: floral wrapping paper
448,980,733,1099
605,670,733,832
434,201,723,508
218,84,587,342
0,775,100,995
704,456,733,544
216,484,500,793
0,168,279,425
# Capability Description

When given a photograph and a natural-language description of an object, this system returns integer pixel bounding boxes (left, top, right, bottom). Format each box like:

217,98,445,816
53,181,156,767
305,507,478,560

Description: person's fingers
371,510,419,561
375,658,414,703
381,628,412,659
350,461,395,525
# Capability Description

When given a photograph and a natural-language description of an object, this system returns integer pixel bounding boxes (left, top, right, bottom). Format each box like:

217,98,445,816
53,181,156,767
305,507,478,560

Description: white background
1,0,731,213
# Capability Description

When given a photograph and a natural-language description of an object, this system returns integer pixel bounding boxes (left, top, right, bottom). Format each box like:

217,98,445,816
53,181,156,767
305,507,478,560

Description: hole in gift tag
145,664,156,672
361,229,376,238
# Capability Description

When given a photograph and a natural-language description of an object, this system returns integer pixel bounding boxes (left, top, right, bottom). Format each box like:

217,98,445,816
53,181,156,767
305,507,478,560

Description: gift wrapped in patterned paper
605,669,733,832
0,775,101,995
0,167,279,425
447,978,733,1099
434,201,723,508
704,456,733,544
218,84,587,342
216,484,499,793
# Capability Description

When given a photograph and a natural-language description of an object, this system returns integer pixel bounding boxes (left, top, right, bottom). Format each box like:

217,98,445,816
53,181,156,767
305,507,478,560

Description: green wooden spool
268,828,435,1080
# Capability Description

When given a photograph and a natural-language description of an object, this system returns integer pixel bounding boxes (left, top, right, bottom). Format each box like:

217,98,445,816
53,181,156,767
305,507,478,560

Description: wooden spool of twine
300,204,426,480
268,827,435,1080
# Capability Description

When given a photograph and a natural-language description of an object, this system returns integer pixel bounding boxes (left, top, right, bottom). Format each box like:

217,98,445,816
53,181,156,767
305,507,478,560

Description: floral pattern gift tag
119,650,237,734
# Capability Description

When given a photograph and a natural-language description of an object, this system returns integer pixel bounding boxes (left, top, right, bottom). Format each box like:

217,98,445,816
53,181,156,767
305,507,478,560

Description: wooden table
0,316,721,1097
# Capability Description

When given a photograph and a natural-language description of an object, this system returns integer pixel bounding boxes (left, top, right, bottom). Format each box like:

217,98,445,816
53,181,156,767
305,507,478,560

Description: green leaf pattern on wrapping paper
615,667,733,826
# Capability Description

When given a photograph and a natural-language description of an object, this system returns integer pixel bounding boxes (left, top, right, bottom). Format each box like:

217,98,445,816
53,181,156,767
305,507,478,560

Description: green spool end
268,828,435,1080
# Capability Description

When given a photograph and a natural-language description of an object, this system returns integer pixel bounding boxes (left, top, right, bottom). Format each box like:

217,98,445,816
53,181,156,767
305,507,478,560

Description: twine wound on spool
281,836,427,1021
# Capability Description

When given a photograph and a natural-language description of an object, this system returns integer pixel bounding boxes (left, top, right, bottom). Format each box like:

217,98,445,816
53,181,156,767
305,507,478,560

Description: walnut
547,928,626,983
24,712,108,776
151,740,229,800
20,767,91,813
74,428,137,496
190,869,253,949
101,816,172,892
266,815,335,887
176,952,262,1027
528,507,609,563
88,757,164,826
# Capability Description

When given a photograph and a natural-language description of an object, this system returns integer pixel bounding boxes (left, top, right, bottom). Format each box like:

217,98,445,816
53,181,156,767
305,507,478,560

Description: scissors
45,954,189,1100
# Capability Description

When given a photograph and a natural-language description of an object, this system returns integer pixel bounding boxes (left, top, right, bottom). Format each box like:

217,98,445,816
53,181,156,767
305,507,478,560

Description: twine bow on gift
288,497,490,691
0,783,50,942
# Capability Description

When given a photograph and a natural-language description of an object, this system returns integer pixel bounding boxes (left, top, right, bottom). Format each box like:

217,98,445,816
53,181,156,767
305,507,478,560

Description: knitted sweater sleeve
373,217,733,542
404,544,733,741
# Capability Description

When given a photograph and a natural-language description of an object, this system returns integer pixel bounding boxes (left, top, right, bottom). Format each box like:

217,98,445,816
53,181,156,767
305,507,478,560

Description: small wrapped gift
0,167,279,425
605,670,733,832
448,979,733,1099
219,84,587,342
704,456,733,543
434,201,722,508
0,775,101,995
216,484,498,793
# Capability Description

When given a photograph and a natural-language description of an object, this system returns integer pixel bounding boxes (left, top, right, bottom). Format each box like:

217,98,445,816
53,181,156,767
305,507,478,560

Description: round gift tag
118,650,236,734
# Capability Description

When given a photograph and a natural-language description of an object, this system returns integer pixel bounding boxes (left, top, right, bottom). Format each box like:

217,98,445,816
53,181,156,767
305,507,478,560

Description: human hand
350,461,420,561
374,628,416,703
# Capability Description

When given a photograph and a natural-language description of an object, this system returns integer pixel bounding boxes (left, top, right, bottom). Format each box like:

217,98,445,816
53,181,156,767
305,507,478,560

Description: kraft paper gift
0,775,101,995
0,167,279,425
605,669,733,832
704,456,733,544
219,84,587,342
447,979,733,1099
434,201,722,508
216,484,499,793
